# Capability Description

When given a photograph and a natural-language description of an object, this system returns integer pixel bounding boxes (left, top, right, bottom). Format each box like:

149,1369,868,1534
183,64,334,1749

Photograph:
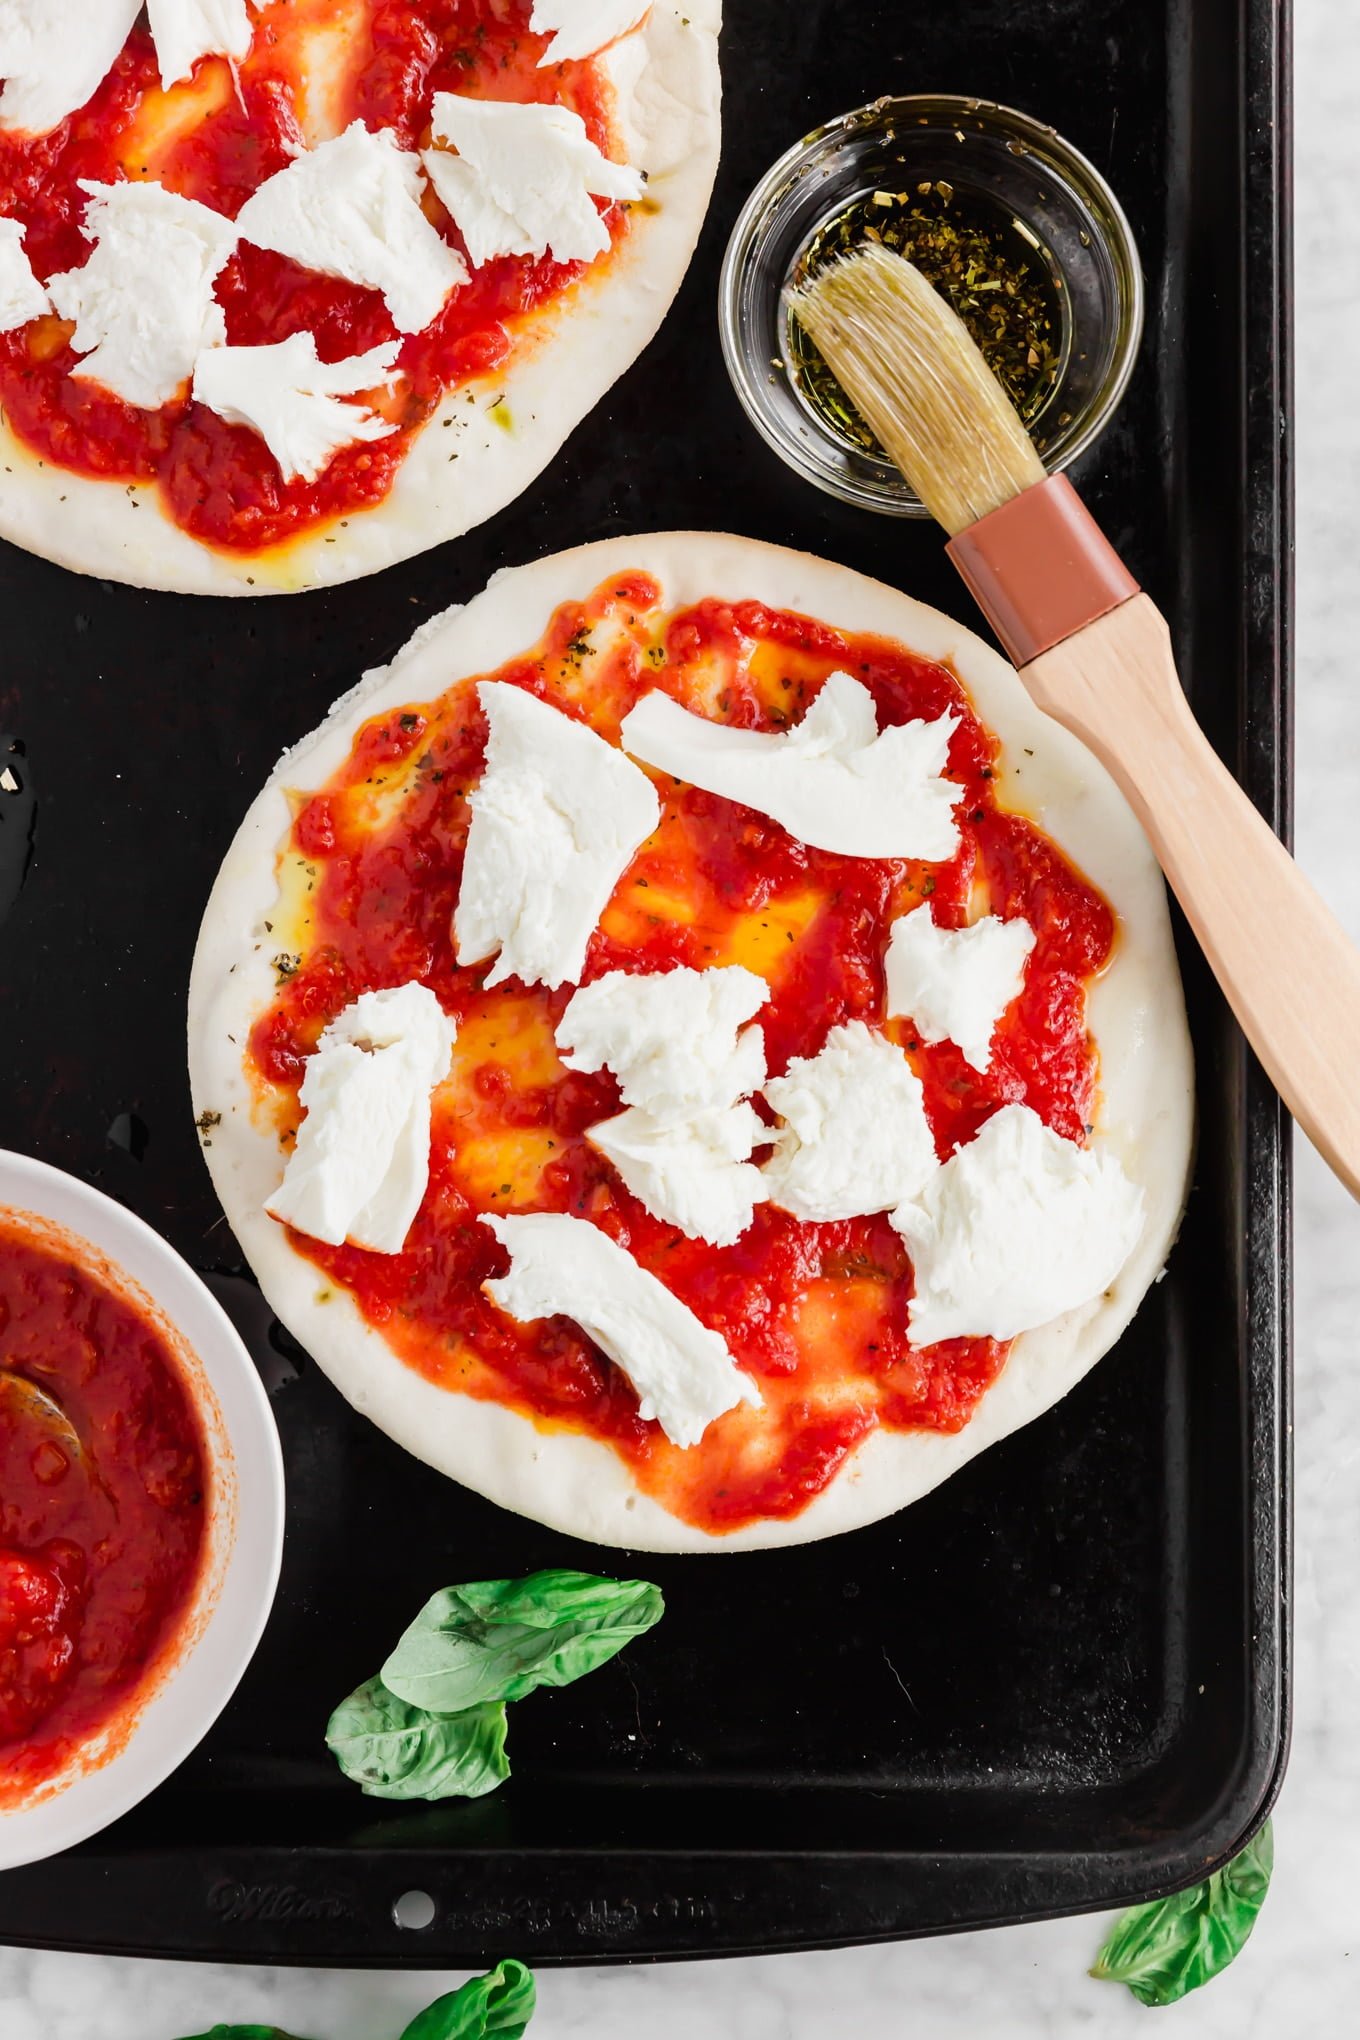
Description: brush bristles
790,241,1045,536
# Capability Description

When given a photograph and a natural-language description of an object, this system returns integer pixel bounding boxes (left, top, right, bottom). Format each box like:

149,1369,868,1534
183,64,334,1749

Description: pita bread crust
188,532,1195,1551
0,5,721,595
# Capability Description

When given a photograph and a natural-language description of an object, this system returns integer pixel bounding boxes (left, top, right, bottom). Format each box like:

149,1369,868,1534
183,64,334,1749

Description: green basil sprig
176,1959,535,2040
178,2029,306,2039
381,1571,665,1713
327,1569,663,1802
398,1958,535,2040
1092,1820,1273,2007
325,1679,509,1802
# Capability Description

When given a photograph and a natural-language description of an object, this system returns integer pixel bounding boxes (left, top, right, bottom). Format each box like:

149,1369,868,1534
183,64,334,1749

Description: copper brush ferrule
946,474,1139,667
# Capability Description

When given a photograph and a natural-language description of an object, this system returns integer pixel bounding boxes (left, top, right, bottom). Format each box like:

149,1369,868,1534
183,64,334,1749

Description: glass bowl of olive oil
719,94,1145,517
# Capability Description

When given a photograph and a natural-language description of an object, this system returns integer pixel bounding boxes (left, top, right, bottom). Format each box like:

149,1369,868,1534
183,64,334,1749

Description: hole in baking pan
392,1888,437,1932
0,732,37,928
265,1316,307,1389
200,1270,306,1393
107,1110,150,1162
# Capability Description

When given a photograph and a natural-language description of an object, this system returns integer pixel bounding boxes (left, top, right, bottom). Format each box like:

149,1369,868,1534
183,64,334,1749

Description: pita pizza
0,3,720,594
189,532,1194,1552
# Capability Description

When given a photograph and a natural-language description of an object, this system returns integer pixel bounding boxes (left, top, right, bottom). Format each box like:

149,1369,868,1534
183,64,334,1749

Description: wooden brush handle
1023,593,1360,1197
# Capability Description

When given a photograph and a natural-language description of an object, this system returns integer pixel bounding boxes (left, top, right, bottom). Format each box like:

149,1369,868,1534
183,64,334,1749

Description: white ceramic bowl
0,1150,284,1870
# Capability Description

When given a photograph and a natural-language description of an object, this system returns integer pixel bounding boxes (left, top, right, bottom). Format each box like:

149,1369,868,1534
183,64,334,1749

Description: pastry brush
792,241,1360,1198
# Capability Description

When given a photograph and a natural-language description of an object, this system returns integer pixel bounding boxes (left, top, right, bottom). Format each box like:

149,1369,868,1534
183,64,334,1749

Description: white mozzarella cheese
556,964,767,1117
265,982,455,1255
0,214,50,330
589,1102,767,1248
530,0,649,66
192,331,401,482
454,683,661,992
423,94,643,269
482,1211,762,1448
621,671,962,860
146,0,256,90
884,908,1036,1073
559,965,770,1244
761,1019,938,1222
235,121,465,335
419,147,535,270
47,179,238,409
0,0,140,136
891,1103,1144,1348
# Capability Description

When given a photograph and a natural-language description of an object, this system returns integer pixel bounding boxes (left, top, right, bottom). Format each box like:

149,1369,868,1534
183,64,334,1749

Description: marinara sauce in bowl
0,1151,283,1869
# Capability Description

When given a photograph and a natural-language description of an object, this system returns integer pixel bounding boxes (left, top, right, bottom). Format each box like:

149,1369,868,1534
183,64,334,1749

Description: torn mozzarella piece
0,1,140,136
0,214,50,330
47,180,237,409
265,982,455,1254
193,332,401,483
761,1020,938,1223
146,0,257,89
422,93,643,268
590,1103,767,1249
559,965,770,1243
621,672,962,860
236,121,465,334
556,964,767,1117
454,683,660,992
884,908,1036,1073
530,0,649,66
891,1103,1144,1348
482,1212,761,1448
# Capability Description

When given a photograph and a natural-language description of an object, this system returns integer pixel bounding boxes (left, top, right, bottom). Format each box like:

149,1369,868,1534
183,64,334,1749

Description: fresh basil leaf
381,1569,664,1714
1092,1820,1273,2007
175,2028,309,2039
325,1677,509,1801
398,1959,536,2040
178,1964,536,2040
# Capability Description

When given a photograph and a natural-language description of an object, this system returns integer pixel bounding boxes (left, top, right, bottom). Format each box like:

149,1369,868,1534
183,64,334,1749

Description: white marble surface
4,5,1358,2033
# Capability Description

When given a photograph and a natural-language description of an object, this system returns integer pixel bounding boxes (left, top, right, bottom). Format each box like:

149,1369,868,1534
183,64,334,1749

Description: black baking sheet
0,0,1291,1963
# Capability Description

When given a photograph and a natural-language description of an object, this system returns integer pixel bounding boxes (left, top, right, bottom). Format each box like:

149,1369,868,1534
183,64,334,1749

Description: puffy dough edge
0,4,723,596
187,529,1195,1551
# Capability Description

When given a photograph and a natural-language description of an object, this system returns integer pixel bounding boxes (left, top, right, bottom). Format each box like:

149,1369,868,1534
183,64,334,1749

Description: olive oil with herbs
787,181,1064,457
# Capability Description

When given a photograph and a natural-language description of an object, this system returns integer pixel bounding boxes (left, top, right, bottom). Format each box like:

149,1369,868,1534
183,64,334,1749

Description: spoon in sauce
0,1372,84,1465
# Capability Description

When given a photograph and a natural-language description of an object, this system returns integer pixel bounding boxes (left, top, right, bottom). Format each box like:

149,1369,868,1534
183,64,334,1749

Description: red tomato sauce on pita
248,576,1115,1531
0,1222,207,1802
0,2,623,554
